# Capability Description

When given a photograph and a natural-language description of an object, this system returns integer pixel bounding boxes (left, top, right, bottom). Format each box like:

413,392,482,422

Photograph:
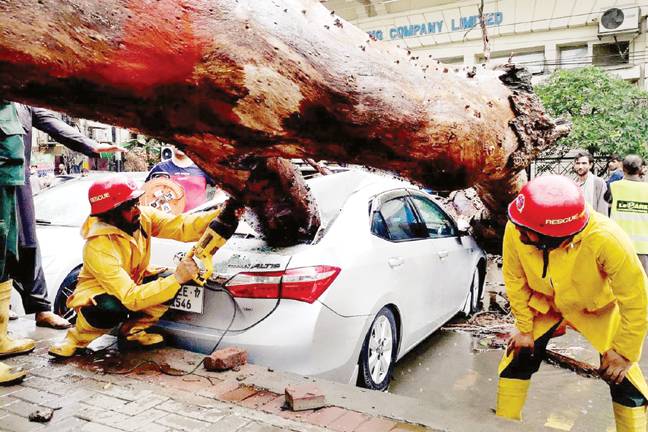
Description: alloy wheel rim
367,315,393,384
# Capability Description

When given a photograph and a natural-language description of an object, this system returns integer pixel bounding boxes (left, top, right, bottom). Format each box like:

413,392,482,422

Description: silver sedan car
157,169,486,390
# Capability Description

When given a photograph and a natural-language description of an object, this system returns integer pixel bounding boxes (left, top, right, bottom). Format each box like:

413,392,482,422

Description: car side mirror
456,219,470,235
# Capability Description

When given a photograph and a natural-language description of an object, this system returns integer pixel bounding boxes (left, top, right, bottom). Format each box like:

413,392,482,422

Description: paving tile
239,391,279,410
0,412,44,432
9,388,58,406
327,410,371,432
73,404,131,425
28,367,70,380
95,384,152,401
79,423,123,432
114,408,170,432
354,417,398,432
83,393,128,410
0,385,22,397
304,406,347,428
114,394,169,415
237,422,284,432
3,399,43,418
219,385,258,402
210,413,250,431
47,416,89,432
155,413,210,432
156,399,227,422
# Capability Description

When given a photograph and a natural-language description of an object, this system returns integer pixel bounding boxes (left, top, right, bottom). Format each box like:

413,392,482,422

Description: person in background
57,163,67,175
11,103,126,328
572,150,608,214
146,146,215,211
0,101,35,385
610,155,648,276
28,165,40,195
607,154,624,186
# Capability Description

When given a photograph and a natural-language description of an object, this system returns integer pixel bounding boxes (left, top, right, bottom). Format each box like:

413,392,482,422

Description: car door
407,192,473,324
369,190,433,350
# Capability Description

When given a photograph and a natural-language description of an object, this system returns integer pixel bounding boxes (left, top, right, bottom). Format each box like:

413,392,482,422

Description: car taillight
225,266,341,304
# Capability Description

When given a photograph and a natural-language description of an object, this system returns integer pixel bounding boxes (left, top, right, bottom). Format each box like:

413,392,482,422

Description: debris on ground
285,384,326,411
442,300,600,378
204,347,248,371
28,408,54,423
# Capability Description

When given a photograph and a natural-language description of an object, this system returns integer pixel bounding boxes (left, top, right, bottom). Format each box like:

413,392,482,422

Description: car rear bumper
155,299,369,384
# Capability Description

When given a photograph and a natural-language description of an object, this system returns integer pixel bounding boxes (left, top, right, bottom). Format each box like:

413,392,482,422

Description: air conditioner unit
598,7,640,35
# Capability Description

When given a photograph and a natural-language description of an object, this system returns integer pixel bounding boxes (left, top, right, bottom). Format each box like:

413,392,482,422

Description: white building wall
326,0,648,87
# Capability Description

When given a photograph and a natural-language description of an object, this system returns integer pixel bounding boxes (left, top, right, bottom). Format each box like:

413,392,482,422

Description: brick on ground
204,347,247,371
285,384,326,411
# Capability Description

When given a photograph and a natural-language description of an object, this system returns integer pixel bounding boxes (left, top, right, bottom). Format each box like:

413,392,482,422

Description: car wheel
53,267,81,324
357,307,398,391
460,268,482,317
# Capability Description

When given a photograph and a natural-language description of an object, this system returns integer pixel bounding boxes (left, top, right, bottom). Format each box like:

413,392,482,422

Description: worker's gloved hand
210,198,243,239
173,254,200,285
600,349,632,385
506,331,534,357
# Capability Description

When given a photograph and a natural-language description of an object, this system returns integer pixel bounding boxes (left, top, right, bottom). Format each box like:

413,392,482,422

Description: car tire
460,268,482,317
53,267,81,324
357,306,398,391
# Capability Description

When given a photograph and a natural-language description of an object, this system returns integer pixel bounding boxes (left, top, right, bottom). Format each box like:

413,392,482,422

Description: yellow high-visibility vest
611,179,648,254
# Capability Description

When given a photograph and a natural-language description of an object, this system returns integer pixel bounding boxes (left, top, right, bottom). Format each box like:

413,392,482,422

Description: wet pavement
391,329,619,431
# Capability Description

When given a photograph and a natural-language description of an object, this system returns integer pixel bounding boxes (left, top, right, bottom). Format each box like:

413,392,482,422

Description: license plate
170,285,204,314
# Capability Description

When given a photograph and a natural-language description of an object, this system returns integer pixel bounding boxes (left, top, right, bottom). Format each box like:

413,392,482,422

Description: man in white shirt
572,150,608,214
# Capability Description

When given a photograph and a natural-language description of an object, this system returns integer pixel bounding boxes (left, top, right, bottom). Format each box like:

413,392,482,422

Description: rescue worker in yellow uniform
496,175,648,431
49,175,240,357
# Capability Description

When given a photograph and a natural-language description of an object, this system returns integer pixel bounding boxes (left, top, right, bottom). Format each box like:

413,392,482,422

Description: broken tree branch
0,0,570,248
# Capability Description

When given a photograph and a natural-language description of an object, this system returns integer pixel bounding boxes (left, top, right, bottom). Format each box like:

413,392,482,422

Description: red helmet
88,175,144,215
507,175,589,237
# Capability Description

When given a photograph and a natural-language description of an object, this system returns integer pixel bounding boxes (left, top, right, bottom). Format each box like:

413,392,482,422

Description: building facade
325,0,648,86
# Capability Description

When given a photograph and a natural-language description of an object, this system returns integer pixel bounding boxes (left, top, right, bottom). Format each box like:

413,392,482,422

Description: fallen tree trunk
0,0,569,248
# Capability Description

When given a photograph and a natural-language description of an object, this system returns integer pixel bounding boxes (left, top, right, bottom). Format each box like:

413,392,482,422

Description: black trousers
80,294,131,329
7,245,51,314
500,321,648,407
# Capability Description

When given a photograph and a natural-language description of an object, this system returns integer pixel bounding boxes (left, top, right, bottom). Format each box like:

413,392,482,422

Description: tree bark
0,0,569,248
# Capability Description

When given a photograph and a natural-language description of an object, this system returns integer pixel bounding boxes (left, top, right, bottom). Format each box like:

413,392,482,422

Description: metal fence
529,156,611,180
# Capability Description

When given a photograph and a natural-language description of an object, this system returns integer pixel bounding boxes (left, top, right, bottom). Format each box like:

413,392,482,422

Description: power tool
187,199,242,286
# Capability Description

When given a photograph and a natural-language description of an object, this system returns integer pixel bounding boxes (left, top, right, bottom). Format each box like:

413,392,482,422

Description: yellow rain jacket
67,206,220,312
503,209,648,363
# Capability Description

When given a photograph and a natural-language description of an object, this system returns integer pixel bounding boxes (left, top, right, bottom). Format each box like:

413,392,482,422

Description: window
559,45,588,69
371,197,422,241
593,41,629,66
409,195,456,238
483,50,546,75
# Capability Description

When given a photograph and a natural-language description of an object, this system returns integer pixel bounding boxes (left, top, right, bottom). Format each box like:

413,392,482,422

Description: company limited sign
367,11,503,41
